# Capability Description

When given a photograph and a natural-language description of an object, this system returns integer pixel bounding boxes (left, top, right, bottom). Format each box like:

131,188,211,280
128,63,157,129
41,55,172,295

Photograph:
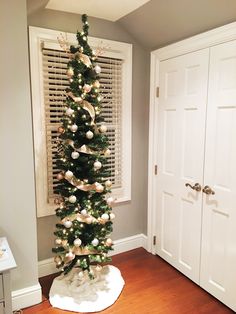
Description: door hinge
154,165,158,175
156,87,160,98
153,235,157,246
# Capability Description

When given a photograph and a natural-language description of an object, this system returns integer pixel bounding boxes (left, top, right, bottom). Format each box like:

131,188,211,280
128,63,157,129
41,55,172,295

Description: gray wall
0,0,39,292
28,9,149,261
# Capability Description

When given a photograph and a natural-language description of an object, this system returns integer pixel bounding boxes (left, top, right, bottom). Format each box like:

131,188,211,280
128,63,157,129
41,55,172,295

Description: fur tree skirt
49,265,125,312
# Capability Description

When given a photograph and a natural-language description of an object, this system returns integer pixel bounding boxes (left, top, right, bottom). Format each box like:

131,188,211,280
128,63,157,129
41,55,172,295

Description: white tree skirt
49,265,125,312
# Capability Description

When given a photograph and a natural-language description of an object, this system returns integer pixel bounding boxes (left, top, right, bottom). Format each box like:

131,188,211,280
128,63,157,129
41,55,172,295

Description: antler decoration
57,33,73,59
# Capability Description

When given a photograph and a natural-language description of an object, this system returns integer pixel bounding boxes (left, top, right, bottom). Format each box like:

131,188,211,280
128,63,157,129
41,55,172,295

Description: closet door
200,41,236,311
155,49,209,283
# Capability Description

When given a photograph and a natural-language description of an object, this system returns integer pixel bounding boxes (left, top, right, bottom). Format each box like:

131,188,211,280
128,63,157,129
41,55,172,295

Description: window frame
29,26,132,217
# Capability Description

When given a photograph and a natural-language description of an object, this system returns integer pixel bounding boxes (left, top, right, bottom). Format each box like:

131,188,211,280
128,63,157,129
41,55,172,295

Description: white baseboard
38,233,148,278
12,283,42,311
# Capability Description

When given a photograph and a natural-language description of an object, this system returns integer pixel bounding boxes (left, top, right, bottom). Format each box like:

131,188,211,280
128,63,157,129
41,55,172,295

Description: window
29,26,132,217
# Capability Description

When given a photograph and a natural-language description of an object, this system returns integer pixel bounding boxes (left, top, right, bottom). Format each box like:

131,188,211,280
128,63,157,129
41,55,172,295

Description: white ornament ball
92,238,99,246
83,84,92,93
94,65,101,74
65,170,73,179
104,148,111,157
78,271,84,279
80,209,87,216
66,108,74,116
107,197,114,206
94,160,102,170
69,195,77,203
95,184,104,193
110,213,115,220
105,180,112,188
73,238,82,247
101,213,109,221
64,220,72,228
99,125,107,133
71,151,80,159
86,130,94,139
70,124,78,132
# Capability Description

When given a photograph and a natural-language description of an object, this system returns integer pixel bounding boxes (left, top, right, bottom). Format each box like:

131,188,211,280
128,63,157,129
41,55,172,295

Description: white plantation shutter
42,49,123,203
29,26,132,217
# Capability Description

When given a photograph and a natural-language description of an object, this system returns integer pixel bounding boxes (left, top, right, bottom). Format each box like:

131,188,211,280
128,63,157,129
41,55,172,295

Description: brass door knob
202,185,215,195
185,183,202,192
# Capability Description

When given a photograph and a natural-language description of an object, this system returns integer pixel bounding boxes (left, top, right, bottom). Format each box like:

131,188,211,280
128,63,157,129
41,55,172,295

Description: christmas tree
52,14,115,278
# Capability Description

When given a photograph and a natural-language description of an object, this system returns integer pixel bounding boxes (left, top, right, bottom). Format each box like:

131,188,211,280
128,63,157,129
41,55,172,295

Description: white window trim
29,26,132,217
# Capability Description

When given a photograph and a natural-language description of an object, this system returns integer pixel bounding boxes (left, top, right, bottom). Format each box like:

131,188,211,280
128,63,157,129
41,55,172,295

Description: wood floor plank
22,248,233,314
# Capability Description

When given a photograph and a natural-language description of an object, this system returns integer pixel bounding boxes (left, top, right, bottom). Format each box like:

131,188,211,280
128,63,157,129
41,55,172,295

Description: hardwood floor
22,248,233,314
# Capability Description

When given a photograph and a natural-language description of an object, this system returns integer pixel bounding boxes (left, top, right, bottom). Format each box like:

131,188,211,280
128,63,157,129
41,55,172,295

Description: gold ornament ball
65,170,73,179
99,125,107,133
58,126,65,134
104,148,111,157
106,238,113,246
94,80,100,88
109,212,115,220
86,217,93,224
62,239,68,247
105,180,112,188
55,238,62,245
67,67,74,77
54,256,62,264
57,173,64,180
83,84,92,93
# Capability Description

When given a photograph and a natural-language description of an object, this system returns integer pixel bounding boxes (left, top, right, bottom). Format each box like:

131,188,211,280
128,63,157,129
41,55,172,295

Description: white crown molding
152,21,236,61
38,233,148,278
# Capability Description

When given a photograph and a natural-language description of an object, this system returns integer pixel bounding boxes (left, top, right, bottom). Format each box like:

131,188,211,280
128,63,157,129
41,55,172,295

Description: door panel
200,40,236,312
155,49,209,283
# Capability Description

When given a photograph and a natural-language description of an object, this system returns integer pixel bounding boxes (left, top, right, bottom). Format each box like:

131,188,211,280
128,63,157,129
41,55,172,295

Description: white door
200,40,236,311
155,49,209,283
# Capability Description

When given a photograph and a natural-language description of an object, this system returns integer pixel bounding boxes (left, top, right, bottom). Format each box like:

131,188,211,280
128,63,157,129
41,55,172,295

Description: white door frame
147,21,236,254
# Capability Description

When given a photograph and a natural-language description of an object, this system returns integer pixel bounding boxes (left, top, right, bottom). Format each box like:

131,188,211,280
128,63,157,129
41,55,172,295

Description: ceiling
27,0,236,50
45,0,151,22
118,0,236,49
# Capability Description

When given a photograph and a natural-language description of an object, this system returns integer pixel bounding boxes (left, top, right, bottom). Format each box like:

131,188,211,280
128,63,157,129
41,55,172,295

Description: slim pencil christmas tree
52,14,115,278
